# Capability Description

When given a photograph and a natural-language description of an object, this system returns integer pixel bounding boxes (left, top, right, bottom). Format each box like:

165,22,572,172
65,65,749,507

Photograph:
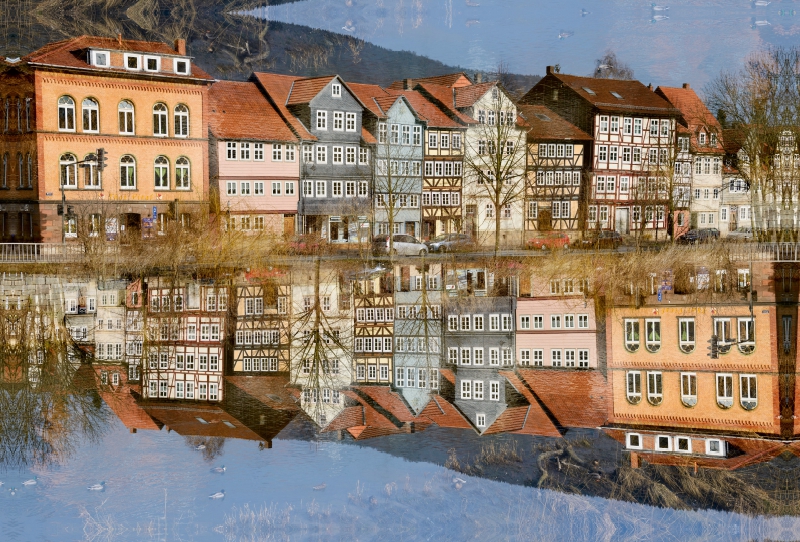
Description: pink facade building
516,277,600,369
209,80,307,236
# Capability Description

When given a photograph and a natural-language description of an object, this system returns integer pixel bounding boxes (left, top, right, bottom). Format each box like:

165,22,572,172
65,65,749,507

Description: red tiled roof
323,406,364,432
208,81,298,142
416,83,476,124
385,89,465,128
251,72,317,141
361,126,377,145
438,368,456,385
419,395,472,429
224,375,298,411
142,403,267,441
286,75,336,105
518,369,609,428
24,35,213,80
453,81,497,108
387,72,473,90
357,386,417,423
538,72,678,114
722,128,745,155
482,405,527,434
517,105,592,142
347,82,389,117
655,85,724,153
499,370,562,437
101,389,163,431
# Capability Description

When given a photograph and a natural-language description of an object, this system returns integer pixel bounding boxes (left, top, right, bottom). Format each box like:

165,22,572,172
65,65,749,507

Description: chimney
647,83,653,91
403,78,413,90
682,83,690,89
130,428,137,434
175,38,187,56
117,33,123,47
475,72,482,84
546,65,554,75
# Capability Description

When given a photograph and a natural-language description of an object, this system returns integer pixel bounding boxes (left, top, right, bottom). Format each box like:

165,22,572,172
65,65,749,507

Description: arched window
2,153,7,187
175,157,190,189
17,153,22,188
120,155,136,189
58,96,76,131
174,104,189,137
82,98,99,132
118,100,135,135
84,153,101,188
59,153,77,188
154,156,169,189
26,153,32,188
153,103,168,136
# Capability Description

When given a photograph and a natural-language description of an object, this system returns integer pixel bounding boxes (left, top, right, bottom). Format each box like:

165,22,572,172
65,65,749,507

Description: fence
0,243,85,263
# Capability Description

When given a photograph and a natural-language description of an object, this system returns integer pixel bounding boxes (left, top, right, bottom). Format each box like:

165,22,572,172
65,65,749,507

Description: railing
727,242,800,262
0,243,85,263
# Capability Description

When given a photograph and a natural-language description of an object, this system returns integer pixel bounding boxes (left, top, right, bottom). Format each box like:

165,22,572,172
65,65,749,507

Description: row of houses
3,255,799,468
0,35,756,245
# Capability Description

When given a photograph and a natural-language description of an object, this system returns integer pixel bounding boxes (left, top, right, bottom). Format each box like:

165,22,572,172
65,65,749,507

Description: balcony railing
0,243,85,263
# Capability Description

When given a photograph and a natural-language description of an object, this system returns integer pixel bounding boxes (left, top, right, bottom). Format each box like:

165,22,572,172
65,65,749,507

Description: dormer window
90,50,110,67
173,58,190,75
144,56,160,72
331,83,342,97
698,132,706,145
124,54,141,70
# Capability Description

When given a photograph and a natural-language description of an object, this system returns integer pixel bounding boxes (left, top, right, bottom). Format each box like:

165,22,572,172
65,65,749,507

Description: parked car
726,226,754,241
425,233,476,253
580,229,623,249
372,234,428,256
677,228,720,245
527,231,570,250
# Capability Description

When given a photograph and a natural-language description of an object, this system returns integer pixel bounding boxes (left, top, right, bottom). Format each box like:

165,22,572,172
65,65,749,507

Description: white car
372,234,428,256
726,227,753,241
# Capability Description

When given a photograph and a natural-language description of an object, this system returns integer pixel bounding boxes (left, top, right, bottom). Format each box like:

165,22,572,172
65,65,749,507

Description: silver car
372,234,429,256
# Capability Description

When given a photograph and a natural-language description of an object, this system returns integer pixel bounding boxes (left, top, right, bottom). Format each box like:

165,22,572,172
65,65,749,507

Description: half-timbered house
351,267,394,385
231,269,291,375
517,104,592,238
520,67,680,239
141,277,227,402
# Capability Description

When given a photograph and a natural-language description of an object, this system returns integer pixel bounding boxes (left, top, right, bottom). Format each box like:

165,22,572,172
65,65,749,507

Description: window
626,371,641,404
118,100,135,134
681,373,697,407
655,435,672,452
519,349,530,366
151,103,169,136
78,98,100,133
645,319,660,352
332,146,343,164
460,380,471,399
316,146,327,164
577,314,589,329
551,349,562,367
57,96,76,131
316,110,327,130
59,153,77,188
738,318,755,353
331,83,342,97
626,433,642,450
120,155,136,189
154,156,169,189
634,118,642,135
678,318,695,353
474,315,484,331
740,375,757,410
564,314,574,329
333,111,344,131
175,157,190,189
520,315,530,330
476,414,486,428
646,371,663,405
716,373,734,408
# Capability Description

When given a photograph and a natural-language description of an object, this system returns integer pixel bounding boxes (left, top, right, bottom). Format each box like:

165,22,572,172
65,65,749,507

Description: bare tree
463,86,528,255
705,46,800,240
592,50,634,80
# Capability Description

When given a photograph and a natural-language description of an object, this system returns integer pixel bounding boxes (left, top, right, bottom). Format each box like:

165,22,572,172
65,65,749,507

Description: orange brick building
607,262,782,443
0,35,213,242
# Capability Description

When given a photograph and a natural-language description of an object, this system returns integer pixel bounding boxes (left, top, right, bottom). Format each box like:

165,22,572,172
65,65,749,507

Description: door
283,214,295,236
537,208,552,231
615,208,629,235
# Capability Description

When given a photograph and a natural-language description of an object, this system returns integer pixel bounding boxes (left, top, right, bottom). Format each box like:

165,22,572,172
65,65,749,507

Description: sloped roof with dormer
655,85,724,154
23,35,213,81
517,104,592,142
251,72,317,141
